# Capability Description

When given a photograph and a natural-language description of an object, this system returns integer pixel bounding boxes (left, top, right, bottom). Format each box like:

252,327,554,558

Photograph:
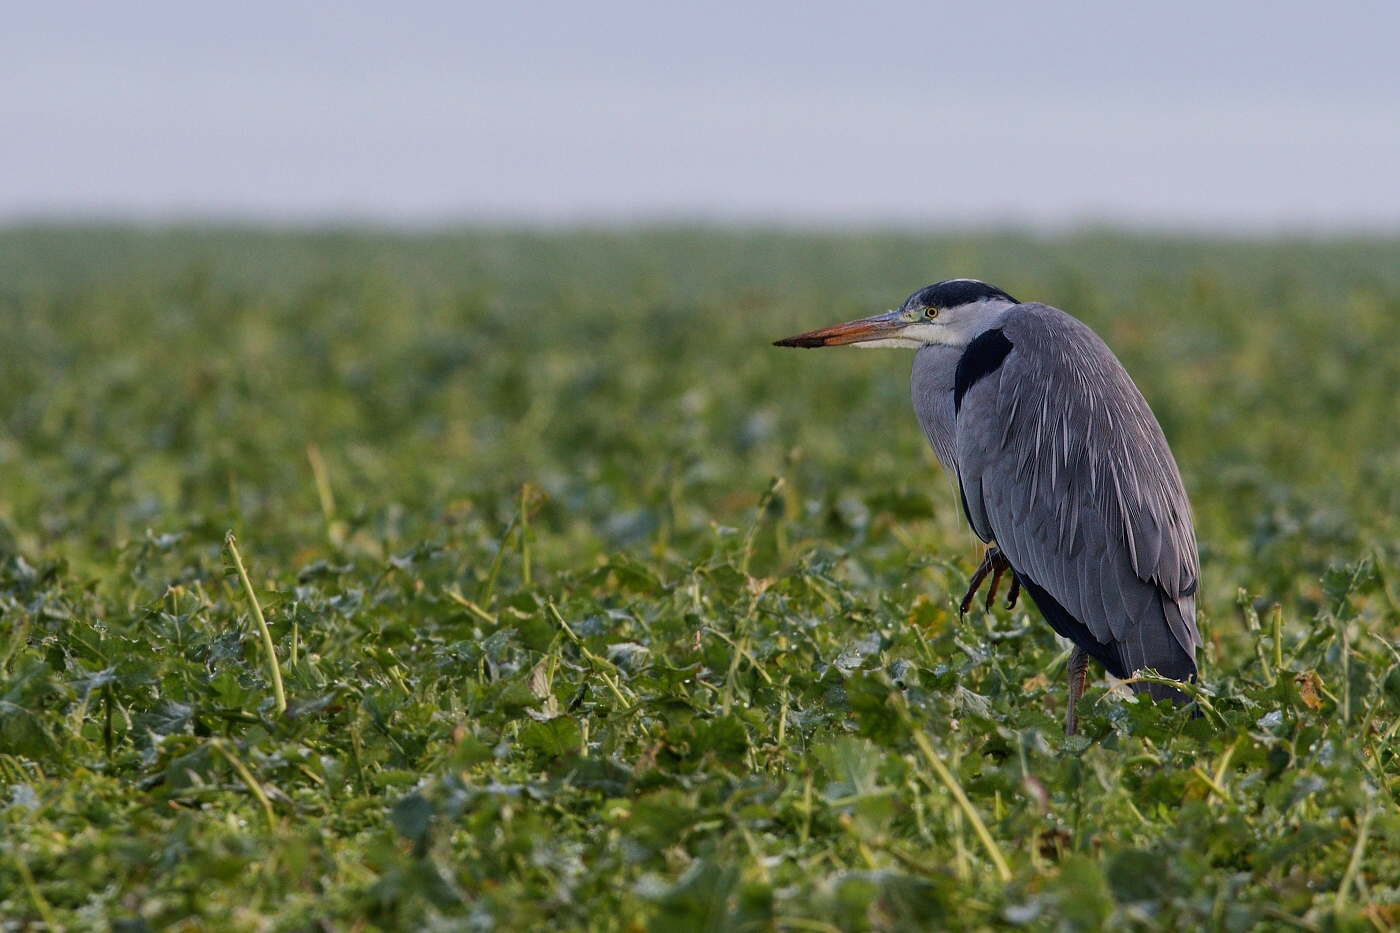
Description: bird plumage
910,343,962,471
777,279,1201,722
914,302,1200,701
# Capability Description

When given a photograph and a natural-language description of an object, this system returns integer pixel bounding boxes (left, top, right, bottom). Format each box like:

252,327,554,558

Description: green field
2,227,1400,931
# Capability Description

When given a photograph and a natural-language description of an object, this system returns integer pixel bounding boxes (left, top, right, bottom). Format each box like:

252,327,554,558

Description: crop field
4,227,1400,932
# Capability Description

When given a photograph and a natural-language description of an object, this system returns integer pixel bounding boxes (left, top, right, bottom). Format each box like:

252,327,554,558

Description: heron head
773,279,1017,350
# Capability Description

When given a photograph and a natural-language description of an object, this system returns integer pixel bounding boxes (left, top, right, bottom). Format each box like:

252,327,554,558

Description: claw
960,550,994,615
1005,574,1021,610
961,545,1014,616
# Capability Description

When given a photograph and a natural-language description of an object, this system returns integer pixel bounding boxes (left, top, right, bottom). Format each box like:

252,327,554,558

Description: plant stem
306,443,335,526
1335,807,1373,915
103,682,114,759
226,532,286,714
1340,618,1351,725
520,483,531,587
445,587,498,624
212,739,278,833
13,848,62,932
799,772,812,846
350,718,368,794
479,515,518,606
907,723,1011,881
741,476,784,575
775,677,789,754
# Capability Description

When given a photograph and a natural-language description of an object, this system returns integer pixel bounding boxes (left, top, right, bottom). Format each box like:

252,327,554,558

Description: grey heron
775,280,1200,735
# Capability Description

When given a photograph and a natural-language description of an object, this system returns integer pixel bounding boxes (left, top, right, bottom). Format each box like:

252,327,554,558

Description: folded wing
955,304,1200,688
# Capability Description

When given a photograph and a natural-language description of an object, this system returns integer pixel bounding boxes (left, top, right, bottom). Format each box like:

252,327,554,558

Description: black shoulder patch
953,328,1013,412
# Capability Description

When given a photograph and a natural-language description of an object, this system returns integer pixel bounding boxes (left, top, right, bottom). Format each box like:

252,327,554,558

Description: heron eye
925,307,938,319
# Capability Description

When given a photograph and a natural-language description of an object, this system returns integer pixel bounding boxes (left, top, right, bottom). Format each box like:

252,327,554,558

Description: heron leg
1065,646,1090,737
960,545,1017,615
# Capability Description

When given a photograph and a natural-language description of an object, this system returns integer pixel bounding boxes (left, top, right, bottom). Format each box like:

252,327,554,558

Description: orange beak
773,310,906,348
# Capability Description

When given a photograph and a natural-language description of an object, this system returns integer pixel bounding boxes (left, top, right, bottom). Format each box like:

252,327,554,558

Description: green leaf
1048,855,1113,931
846,672,907,744
0,659,66,758
864,486,935,521
876,873,958,929
589,554,662,593
814,736,881,798
518,716,581,761
688,714,748,767
646,859,739,933
627,790,698,856
1105,848,1169,905
390,792,434,852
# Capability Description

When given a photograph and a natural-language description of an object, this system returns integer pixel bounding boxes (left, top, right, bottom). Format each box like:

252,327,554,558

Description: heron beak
772,310,906,348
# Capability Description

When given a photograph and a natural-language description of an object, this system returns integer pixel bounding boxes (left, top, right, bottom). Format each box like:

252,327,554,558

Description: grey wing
956,304,1200,684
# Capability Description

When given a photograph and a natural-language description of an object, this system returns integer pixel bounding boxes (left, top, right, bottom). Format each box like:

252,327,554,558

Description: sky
3,1,1399,230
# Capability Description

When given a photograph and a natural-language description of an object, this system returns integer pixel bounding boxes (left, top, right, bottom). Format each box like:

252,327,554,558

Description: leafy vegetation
2,227,1400,931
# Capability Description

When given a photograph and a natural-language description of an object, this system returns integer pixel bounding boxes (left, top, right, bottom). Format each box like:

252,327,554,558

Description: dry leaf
1295,670,1324,710
528,660,553,699
1022,672,1051,692
907,593,946,632
745,576,772,597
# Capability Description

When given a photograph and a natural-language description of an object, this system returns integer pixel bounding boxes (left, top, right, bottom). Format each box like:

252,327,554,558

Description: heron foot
960,545,1020,615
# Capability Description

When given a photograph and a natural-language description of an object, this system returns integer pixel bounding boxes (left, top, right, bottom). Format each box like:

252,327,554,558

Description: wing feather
954,304,1201,675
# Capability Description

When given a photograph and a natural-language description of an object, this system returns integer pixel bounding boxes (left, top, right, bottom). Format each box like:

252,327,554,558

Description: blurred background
4,0,1400,230
7,9,1400,928
1,2,1399,610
